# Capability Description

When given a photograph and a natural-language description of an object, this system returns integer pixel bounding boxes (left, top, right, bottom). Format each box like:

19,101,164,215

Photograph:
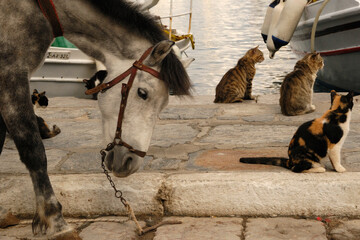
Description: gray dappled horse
0,0,191,238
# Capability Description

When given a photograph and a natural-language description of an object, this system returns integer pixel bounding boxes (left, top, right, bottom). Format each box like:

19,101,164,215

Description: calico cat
32,89,61,139
279,52,324,116
83,70,107,100
214,46,264,103
240,91,353,173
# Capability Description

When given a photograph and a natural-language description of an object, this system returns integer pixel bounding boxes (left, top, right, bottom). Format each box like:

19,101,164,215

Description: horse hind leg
0,75,72,237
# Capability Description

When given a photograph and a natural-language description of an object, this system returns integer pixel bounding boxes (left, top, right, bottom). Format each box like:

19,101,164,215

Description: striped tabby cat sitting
214,46,264,103
240,91,353,173
280,52,324,116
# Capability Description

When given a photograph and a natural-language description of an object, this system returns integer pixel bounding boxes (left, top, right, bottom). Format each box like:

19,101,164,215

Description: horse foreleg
0,81,71,236
0,114,6,155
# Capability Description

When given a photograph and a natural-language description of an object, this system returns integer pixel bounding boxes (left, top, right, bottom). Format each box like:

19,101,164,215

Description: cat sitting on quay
279,52,324,116
214,46,264,103
32,89,61,139
240,91,354,173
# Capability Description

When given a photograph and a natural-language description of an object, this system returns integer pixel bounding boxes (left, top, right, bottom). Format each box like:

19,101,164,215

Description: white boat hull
290,0,360,93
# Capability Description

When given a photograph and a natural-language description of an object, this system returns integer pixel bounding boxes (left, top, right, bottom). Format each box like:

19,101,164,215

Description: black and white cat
83,70,107,100
32,89,61,139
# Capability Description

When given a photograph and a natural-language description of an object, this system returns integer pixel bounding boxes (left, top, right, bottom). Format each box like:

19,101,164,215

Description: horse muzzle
105,145,143,178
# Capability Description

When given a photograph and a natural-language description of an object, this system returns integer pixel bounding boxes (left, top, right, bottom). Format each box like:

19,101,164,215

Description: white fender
261,0,280,44
266,0,285,59
271,0,308,55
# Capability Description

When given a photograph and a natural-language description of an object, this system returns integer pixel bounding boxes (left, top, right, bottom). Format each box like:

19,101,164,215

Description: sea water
151,0,300,96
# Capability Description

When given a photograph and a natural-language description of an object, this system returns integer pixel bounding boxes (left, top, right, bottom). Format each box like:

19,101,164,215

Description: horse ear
181,57,194,69
147,40,175,66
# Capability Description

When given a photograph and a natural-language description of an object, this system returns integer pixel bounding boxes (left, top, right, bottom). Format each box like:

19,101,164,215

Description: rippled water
151,0,299,95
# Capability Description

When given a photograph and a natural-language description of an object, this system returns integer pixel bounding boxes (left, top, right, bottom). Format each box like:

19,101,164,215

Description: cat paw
335,165,346,173
52,125,61,135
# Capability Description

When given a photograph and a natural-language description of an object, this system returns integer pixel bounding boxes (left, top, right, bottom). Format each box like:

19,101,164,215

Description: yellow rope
163,29,195,49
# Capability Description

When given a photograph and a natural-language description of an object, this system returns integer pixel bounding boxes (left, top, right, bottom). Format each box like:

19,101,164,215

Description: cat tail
240,157,288,168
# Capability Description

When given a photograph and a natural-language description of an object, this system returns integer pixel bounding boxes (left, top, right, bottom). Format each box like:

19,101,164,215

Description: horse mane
88,0,191,95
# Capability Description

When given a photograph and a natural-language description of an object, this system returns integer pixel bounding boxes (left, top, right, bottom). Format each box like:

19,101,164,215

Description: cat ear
33,89,39,94
331,90,337,106
40,91,46,96
96,70,108,81
347,91,354,98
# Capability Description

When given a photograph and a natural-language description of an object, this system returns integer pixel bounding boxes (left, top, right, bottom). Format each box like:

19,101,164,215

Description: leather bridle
37,0,160,158
85,47,161,158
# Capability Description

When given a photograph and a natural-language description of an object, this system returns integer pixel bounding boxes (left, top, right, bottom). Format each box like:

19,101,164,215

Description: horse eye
137,88,148,100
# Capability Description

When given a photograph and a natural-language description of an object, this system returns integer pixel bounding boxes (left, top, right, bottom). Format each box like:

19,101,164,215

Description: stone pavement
1,93,360,239
1,216,360,239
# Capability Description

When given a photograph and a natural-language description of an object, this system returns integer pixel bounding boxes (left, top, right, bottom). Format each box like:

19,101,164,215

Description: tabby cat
240,91,353,173
279,52,324,116
32,89,61,139
214,46,264,103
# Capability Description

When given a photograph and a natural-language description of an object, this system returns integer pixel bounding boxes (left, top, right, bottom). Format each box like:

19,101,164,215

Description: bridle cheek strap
86,46,160,158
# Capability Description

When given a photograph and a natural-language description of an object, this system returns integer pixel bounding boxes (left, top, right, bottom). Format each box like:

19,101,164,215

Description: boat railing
159,0,193,39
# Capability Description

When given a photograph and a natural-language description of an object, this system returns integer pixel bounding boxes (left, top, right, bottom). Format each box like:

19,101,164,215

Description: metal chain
100,142,128,207
100,142,145,235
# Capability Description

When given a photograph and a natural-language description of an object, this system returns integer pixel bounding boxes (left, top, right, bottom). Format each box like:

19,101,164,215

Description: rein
36,0,63,37
86,46,160,158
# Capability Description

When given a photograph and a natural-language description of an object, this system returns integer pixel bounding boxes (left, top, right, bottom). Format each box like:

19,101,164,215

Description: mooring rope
310,0,330,53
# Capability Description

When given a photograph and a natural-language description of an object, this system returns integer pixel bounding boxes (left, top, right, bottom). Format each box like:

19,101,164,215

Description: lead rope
100,144,182,235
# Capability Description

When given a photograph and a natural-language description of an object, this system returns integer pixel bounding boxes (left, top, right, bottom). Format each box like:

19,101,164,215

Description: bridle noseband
86,46,161,158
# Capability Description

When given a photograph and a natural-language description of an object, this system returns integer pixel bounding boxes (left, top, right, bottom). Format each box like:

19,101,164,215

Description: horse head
98,40,192,177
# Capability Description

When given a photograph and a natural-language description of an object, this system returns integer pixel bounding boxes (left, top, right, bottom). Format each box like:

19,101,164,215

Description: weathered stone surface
245,218,327,240
160,107,218,120
0,207,19,228
148,144,200,160
0,224,32,239
59,149,102,173
143,158,184,171
192,148,288,172
0,149,68,174
151,124,199,147
48,97,98,108
79,218,145,240
242,114,275,122
164,172,360,217
0,173,164,217
329,220,360,240
154,217,243,240
36,108,90,120
200,124,296,146
343,152,360,172
43,120,103,149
